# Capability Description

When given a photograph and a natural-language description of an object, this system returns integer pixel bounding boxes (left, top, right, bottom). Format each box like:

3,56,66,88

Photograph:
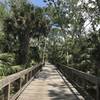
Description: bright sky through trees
0,0,46,7
29,0,46,7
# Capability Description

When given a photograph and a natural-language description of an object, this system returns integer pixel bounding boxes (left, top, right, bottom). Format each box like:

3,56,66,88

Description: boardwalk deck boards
17,63,84,100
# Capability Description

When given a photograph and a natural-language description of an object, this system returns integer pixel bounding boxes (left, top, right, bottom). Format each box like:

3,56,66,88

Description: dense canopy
0,0,100,77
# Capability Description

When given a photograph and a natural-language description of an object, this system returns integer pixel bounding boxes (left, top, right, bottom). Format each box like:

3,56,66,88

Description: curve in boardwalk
17,62,84,100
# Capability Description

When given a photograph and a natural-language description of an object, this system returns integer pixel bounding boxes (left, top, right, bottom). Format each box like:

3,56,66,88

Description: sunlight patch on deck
17,63,84,100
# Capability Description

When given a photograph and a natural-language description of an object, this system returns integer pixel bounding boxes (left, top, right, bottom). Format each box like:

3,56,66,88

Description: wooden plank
57,64,100,100
10,77,34,100
3,84,10,100
10,69,42,100
17,63,84,100
58,64,100,85
0,63,42,89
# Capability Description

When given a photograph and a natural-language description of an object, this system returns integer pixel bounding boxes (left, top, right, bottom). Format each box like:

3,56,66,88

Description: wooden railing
0,63,43,100
57,64,100,100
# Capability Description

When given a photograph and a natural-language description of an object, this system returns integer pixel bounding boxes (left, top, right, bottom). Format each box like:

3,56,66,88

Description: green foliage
0,53,23,76
0,64,22,76
30,60,36,66
10,65,22,73
30,47,41,63
0,53,15,76
0,32,5,52
0,53,15,65
0,0,100,78
45,0,100,76
3,0,50,66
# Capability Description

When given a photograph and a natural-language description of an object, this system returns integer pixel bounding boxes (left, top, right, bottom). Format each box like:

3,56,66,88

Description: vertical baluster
25,74,28,83
30,71,32,79
3,84,10,100
32,70,34,77
19,77,22,89
82,79,86,89
28,72,30,81
28,72,30,80
13,78,21,93
96,79,100,100
71,70,73,81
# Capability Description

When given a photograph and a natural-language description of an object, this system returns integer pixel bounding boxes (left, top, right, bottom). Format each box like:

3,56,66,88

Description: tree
45,0,100,75
3,0,50,67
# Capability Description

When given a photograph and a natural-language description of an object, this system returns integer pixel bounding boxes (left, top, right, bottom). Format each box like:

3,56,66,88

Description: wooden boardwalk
17,63,84,100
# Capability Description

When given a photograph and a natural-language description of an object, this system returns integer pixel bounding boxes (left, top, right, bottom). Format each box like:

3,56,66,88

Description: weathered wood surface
57,64,100,100
17,63,84,100
0,63,43,100
57,64,100,84
0,64,42,89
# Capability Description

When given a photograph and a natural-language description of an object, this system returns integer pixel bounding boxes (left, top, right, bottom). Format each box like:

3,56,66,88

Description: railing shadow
56,69,82,100
48,83,80,100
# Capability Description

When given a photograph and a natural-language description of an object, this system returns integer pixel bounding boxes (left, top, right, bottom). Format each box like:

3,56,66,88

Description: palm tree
3,0,50,67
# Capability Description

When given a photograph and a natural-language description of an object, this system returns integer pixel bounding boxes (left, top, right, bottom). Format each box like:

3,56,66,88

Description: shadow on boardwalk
48,82,81,100
38,63,82,100
17,63,84,100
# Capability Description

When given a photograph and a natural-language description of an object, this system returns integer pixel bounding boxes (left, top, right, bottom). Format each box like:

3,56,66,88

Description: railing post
0,64,42,100
28,72,31,80
3,84,10,100
25,74,28,83
40,64,43,71
96,79,100,100
13,78,21,92
32,70,34,77
19,78,22,89
30,71,32,78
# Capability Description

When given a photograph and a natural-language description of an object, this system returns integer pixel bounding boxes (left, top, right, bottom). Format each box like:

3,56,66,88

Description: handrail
62,65,99,84
57,64,100,100
0,63,44,100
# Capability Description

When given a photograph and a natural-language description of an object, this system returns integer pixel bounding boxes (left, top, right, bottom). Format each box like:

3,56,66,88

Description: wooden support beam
0,63,43,100
96,81,100,100
3,84,10,100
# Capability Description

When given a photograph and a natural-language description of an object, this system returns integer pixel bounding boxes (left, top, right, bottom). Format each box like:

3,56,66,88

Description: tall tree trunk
42,37,46,63
16,33,30,67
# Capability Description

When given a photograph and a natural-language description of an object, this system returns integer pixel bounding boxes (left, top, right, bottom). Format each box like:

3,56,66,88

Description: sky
29,0,46,7
0,0,46,7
